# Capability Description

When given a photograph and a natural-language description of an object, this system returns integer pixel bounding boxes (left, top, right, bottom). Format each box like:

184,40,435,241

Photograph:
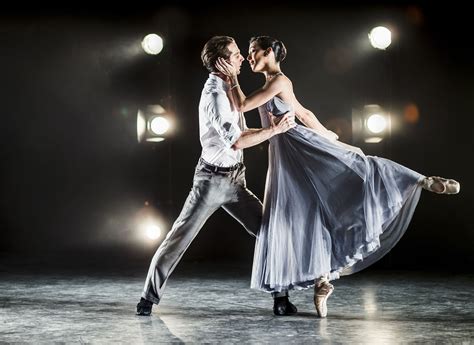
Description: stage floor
1,262,473,343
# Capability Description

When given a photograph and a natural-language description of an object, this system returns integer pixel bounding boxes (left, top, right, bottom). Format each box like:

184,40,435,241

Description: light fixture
145,224,161,240
150,117,170,135
366,114,387,134
134,203,167,244
352,104,390,144
368,26,392,50
141,34,164,55
137,104,174,143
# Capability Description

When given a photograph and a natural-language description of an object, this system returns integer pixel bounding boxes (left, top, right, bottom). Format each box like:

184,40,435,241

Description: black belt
200,159,241,173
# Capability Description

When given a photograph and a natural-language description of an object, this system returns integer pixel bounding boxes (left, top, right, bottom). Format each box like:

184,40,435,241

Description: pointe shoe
314,278,334,318
421,176,460,194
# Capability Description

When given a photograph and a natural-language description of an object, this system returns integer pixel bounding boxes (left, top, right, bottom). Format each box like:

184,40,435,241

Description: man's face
226,41,244,74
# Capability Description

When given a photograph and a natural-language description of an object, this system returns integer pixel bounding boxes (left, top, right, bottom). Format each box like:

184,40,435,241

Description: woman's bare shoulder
271,73,293,91
272,74,294,103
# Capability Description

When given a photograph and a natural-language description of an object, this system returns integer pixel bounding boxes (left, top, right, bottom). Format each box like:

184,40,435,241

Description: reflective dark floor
1,262,473,343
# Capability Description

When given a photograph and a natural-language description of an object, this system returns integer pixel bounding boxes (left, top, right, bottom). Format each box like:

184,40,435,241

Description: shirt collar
209,73,230,91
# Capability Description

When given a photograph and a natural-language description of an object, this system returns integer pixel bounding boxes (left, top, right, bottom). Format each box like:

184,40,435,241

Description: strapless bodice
259,96,293,129
264,96,292,117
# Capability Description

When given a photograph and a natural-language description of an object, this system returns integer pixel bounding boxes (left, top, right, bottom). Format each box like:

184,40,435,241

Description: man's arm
232,114,295,150
207,91,295,150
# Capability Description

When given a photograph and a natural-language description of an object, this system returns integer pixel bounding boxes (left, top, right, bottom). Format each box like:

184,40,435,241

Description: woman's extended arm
293,97,339,141
216,58,286,112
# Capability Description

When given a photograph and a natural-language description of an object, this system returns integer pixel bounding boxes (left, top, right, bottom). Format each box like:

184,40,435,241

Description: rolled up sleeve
207,92,242,148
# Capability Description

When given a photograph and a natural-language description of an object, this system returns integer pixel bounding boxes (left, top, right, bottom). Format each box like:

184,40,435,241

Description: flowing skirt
251,125,424,293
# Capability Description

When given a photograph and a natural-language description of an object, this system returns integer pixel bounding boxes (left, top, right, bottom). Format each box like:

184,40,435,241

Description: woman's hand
325,129,339,141
215,57,237,77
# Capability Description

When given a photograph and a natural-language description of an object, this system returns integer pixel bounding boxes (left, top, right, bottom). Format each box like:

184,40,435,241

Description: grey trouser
142,159,263,304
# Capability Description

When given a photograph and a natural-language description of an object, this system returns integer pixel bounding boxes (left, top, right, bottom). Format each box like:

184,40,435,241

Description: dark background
1,2,472,272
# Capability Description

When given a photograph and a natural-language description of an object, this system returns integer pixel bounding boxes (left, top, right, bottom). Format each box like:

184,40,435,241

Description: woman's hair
201,36,235,73
249,36,287,63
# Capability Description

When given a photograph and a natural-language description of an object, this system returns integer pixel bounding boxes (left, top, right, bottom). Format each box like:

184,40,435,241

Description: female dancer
216,36,460,317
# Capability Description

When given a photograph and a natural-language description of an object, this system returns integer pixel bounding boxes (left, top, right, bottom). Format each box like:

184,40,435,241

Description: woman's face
247,42,267,73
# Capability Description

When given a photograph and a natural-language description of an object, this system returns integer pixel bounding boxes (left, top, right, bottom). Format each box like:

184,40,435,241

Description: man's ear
264,48,272,56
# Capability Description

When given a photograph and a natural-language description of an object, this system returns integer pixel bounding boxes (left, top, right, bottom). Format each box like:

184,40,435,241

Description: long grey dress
251,96,425,293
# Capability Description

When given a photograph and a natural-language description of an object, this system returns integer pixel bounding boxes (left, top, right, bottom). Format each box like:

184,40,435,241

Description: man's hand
216,57,237,77
273,113,296,134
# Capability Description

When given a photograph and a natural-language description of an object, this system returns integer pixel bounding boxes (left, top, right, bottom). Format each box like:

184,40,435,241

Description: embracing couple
136,36,460,318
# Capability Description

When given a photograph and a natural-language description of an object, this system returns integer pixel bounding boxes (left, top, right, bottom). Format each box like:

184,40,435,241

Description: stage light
150,116,170,135
352,104,391,144
366,114,387,134
368,26,392,50
137,104,174,143
134,204,167,245
145,224,161,240
141,34,163,55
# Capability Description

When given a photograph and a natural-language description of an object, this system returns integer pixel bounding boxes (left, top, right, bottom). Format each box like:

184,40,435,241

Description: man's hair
201,36,235,73
249,36,287,63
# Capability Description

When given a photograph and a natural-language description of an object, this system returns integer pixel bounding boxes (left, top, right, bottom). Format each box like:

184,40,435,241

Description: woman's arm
293,98,326,131
230,75,286,112
216,58,287,112
293,97,339,140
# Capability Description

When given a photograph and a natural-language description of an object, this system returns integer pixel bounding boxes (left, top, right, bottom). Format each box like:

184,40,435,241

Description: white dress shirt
199,74,247,167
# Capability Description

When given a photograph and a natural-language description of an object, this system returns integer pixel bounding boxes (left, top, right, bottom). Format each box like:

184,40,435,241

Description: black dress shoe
136,297,153,316
273,296,298,316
